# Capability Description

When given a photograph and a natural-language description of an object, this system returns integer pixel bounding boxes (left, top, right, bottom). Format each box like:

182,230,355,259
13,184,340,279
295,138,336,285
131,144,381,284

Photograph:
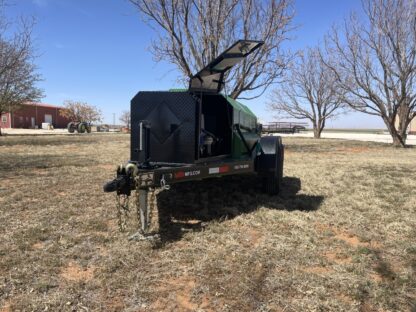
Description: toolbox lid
189,40,264,93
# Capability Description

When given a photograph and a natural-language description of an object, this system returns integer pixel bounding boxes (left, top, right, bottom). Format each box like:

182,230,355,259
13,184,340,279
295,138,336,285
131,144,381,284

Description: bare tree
59,100,102,124
0,2,43,135
268,48,345,138
119,110,131,129
129,0,294,99
324,0,416,147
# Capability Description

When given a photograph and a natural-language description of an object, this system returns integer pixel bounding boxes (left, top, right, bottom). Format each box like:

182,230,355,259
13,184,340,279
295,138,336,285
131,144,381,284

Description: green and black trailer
104,40,284,236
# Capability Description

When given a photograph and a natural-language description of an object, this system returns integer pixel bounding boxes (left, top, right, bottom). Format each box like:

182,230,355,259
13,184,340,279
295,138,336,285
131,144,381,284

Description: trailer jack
128,188,160,241
104,164,161,240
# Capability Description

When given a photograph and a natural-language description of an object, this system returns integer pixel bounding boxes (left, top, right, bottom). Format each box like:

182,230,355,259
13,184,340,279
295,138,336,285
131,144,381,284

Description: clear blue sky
6,0,385,128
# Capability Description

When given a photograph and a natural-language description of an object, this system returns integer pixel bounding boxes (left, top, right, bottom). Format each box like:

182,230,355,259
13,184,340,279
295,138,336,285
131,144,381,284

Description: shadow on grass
372,250,397,282
156,175,324,244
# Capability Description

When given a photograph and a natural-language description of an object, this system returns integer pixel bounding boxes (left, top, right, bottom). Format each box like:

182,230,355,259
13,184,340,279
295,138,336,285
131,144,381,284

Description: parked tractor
104,40,284,238
67,122,91,133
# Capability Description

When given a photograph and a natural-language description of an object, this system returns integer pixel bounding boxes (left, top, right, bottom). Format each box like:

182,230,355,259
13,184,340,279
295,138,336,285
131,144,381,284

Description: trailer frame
134,158,254,189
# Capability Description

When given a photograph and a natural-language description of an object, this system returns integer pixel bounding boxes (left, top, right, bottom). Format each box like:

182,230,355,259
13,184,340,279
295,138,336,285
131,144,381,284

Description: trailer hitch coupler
103,176,128,193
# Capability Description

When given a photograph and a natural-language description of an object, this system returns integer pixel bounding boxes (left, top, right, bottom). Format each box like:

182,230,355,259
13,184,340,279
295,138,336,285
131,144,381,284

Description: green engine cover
225,96,260,158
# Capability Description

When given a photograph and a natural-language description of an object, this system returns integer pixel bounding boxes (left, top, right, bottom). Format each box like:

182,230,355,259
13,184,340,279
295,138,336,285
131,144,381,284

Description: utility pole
113,113,115,129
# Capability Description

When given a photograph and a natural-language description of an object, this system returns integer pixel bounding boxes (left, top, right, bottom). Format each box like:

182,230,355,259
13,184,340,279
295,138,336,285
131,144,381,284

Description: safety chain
115,169,163,235
116,193,130,232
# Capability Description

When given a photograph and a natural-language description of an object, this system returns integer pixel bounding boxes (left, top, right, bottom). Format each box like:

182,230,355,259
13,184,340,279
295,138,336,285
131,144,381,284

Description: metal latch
160,175,170,190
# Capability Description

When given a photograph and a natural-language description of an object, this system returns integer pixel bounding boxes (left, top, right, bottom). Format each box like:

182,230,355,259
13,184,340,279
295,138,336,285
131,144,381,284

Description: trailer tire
78,122,86,133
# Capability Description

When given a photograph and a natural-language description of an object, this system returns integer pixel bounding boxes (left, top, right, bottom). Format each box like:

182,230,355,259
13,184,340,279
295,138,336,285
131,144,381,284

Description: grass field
0,134,415,312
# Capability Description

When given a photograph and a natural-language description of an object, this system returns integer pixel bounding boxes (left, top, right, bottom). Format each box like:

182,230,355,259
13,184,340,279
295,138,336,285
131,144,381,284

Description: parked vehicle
67,122,91,133
262,122,307,134
103,40,284,237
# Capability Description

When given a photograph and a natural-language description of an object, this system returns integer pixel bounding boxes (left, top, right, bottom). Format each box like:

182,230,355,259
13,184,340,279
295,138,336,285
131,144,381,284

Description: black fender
255,136,284,195
255,136,284,175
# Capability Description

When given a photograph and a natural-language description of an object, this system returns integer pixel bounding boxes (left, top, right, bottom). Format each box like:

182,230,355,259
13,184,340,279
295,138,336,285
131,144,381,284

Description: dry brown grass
0,134,415,311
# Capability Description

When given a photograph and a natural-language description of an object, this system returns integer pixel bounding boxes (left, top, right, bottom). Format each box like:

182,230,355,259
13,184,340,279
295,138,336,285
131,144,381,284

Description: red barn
0,103,70,129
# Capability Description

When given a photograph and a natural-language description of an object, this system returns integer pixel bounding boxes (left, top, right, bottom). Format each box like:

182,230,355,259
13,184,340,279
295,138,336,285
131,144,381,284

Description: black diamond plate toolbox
130,91,197,163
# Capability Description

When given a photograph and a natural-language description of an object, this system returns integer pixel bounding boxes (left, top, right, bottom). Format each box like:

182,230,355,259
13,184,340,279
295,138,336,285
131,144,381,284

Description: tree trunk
384,117,407,147
313,126,321,138
391,134,404,147
313,118,325,139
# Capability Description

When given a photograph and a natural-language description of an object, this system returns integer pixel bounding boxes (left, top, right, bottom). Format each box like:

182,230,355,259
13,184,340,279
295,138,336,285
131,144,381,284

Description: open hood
189,40,264,93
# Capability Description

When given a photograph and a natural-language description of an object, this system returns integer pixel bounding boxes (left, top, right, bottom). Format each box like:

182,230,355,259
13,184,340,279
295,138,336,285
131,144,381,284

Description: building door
44,114,52,124
31,117,35,128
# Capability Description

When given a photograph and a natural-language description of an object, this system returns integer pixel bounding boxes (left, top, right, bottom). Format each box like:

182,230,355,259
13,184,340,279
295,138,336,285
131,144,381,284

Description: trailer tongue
104,40,284,238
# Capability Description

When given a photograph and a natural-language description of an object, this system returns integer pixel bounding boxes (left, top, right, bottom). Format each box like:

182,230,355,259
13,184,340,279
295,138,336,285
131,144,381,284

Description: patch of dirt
336,293,355,305
334,231,368,248
176,293,198,311
360,302,380,312
105,296,125,310
369,273,383,283
315,222,335,234
324,251,352,265
151,276,197,311
333,231,382,249
0,301,11,312
242,229,262,247
31,242,45,250
315,223,381,249
370,241,382,249
60,262,94,282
